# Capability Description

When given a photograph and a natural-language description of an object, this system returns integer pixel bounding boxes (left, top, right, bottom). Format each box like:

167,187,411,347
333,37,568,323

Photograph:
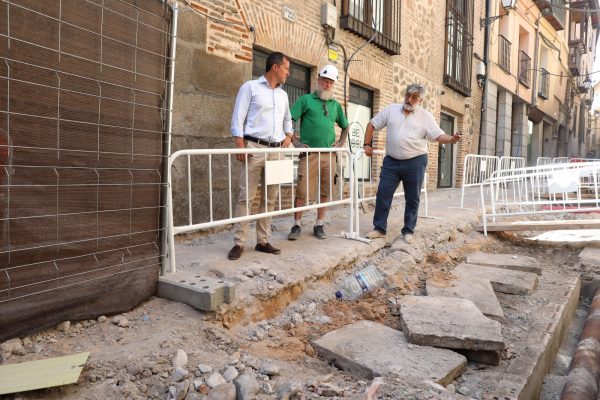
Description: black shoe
288,225,301,240
313,225,327,239
255,242,281,255
228,245,243,260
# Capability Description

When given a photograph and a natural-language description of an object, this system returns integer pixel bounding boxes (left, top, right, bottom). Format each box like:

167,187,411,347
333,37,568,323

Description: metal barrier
536,157,552,166
460,155,499,208
498,156,526,173
553,157,569,163
352,150,429,234
479,162,600,235
167,147,354,272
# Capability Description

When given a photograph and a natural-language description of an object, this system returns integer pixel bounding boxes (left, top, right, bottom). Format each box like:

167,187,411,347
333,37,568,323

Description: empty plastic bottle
335,265,384,301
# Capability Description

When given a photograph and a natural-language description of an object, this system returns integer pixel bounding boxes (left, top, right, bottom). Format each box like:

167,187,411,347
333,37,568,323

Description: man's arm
436,132,461,145
335,126,350,147
363,122,375,157
231,83,251,161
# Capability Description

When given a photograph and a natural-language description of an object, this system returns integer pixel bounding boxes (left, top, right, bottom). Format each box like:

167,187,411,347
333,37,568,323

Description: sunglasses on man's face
408,93,421,101
322,101,329,117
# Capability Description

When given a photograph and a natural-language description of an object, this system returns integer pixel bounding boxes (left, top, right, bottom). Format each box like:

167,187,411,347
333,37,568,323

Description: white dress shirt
230,76,293,142
370,103,443,160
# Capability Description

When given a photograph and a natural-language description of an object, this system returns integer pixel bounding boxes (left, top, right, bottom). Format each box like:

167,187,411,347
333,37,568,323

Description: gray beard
403,103,415,112
318,89,334,101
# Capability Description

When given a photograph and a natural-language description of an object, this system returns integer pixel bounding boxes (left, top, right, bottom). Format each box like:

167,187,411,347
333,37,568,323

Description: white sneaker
366,230,386,239
403,234,414,244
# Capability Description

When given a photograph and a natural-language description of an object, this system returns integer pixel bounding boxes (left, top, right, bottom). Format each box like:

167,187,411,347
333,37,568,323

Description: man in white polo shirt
362,83,461,243
228,51,293,260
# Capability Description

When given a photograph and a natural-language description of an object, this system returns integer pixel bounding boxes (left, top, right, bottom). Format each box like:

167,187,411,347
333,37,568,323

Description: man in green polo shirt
288,65,350,240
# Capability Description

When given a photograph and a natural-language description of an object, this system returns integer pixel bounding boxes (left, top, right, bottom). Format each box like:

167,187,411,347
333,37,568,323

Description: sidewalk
165,186,484,319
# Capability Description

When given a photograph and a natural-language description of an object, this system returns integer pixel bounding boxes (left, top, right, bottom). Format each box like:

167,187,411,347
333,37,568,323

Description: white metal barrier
553,157,569,163
167,147,354,272
460,154,499,208
352,149,429,234
498,156,526,173
536,157,552,166
479,162,600,235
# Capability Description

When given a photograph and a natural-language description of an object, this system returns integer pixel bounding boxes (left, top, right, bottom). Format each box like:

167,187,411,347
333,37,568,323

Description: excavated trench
183,223,593,399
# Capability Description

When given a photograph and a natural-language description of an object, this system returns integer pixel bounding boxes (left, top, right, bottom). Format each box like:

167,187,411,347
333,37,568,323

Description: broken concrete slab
399,296,505,352
311,320,466,386
453,263,538,295
157,271,235,311
466,252,542,275
579,246,600,266
426,275,504,322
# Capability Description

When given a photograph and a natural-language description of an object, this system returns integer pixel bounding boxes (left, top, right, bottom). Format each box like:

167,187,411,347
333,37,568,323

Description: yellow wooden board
0,352,89,395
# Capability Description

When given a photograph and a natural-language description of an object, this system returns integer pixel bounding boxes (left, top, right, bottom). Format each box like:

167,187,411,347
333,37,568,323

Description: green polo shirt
290,92,349,148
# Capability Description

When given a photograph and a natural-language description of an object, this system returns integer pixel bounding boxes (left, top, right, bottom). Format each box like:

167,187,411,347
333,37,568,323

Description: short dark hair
266,52,288,73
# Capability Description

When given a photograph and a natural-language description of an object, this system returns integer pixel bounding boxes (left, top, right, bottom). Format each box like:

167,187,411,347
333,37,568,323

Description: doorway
438,113,455,188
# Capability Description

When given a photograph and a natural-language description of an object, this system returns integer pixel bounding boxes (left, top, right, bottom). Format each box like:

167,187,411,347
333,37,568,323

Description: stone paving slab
399,296,505,351
426,275,504,322
455,273,580,399
466,252,542,275
157,271,235,311
453,263,538,295
311,320,467,386
579,246,600,265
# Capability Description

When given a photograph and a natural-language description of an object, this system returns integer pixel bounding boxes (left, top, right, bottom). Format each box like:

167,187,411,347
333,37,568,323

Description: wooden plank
477,219,600,232
0,352,89,395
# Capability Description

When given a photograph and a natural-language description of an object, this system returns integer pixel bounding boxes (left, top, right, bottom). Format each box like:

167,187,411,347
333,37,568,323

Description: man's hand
364,145,373,157
450,132,462,144
334,140,346,148
282,134,292,148
234,137,246,162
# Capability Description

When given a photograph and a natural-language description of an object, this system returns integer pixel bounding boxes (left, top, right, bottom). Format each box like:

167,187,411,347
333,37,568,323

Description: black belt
244,136,283,148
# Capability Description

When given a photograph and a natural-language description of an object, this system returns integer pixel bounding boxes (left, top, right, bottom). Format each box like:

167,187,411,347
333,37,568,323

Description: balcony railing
569,46,583,75
498,35,511,73
341,0,401,55
519,50,531,87
538,68,549,99
534,0,565,30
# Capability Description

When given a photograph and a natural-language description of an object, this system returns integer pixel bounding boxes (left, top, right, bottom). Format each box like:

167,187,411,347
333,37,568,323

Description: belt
244,135,283,148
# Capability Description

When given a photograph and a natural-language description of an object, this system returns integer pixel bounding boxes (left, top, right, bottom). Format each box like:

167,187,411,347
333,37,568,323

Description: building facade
481,0,598,165
170,0,486,223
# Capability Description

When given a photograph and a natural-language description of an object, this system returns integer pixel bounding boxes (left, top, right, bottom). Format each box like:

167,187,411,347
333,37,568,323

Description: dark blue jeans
373,154,427,235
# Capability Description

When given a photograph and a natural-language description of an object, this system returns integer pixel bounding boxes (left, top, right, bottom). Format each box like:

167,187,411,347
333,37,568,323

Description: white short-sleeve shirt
370,103,444,160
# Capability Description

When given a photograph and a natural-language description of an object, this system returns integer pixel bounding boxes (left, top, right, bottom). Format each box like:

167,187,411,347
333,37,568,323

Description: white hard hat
319,65,339,82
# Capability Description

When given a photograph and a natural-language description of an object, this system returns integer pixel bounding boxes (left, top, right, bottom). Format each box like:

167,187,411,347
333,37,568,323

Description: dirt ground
0,226,591,400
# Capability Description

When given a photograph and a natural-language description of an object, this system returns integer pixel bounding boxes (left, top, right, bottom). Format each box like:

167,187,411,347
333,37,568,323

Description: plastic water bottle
335,265,384,301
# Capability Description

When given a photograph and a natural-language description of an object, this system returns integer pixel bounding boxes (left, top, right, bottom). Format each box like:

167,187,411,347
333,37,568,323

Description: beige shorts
295,153,337,202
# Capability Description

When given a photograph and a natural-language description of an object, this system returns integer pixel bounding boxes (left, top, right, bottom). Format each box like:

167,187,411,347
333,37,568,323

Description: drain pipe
478,0,491,155
560,287,600,400
160,1,178,275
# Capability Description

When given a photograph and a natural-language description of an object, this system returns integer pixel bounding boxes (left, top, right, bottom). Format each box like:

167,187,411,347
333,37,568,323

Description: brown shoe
255,242,281,255
228,245,243,260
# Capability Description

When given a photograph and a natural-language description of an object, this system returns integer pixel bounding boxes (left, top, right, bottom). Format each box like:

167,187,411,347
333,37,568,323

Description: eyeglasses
322,101,329,117
408,93,422,101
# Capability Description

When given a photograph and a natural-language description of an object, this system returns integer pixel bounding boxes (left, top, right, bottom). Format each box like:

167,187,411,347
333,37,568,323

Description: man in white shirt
362,84,461,243
228,52,293,260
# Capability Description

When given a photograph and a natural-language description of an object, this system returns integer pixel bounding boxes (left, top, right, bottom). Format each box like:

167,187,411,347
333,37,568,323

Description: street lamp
583,75,592,91
480,0,517,28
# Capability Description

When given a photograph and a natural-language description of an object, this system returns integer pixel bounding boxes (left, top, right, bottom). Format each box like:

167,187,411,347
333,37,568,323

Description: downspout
478,0,491,155
531,17,540,109
161,1,178,274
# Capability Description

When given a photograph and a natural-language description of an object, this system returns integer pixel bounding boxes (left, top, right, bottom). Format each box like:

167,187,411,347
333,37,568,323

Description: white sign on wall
282,6,296,22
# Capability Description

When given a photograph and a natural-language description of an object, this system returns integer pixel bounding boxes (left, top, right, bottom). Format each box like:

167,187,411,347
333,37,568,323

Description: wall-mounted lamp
480,0,517,28
583,75,592,91
476,61,486,89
